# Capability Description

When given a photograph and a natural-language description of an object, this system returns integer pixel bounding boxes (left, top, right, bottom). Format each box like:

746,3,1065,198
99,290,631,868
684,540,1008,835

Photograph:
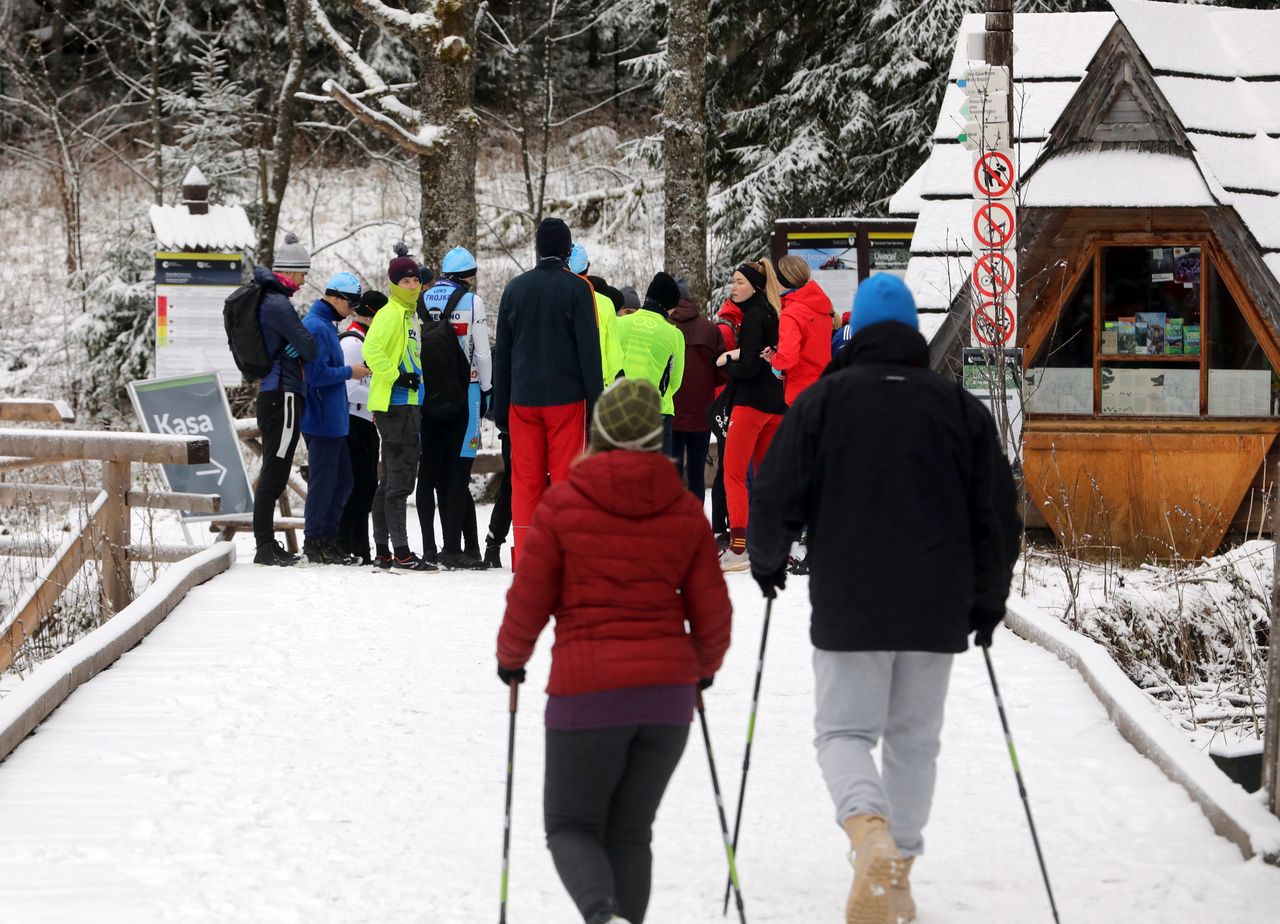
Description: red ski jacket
497,449,732,696
772,280,835,406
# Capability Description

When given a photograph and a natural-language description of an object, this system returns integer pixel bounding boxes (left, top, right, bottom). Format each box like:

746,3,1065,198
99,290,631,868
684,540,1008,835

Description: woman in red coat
496,377,732,924
765,255,837,405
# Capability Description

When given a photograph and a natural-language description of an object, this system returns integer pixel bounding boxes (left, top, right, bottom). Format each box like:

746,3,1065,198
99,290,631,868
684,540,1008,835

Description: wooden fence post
100,460,132,616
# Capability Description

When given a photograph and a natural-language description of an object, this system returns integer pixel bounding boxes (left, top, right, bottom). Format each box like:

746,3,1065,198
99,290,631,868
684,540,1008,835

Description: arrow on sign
196,457,228,487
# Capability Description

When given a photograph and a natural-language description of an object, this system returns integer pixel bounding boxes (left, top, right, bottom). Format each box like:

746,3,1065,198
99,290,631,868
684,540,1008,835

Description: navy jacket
749,322,1021,653
255,265,316,394
492,257,603,430
301,298,353,437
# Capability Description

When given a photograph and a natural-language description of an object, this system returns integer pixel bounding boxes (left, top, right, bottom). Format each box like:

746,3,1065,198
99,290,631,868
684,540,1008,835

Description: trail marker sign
128,372,252,522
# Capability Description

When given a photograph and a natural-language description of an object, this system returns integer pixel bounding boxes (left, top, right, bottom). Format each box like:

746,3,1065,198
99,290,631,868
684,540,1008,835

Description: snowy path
1,530,1279,923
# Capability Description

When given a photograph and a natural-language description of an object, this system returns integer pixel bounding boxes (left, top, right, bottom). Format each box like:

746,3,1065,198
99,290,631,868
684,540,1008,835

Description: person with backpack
615,271,684,456
668,277,724,504
423,247,493,571
248,233,318,566
715,258,786,572
492,217,603,569
337,290,387,565
709,296,742,546
764,255,836,406
569,243,624,386
415,261,478,570
747,275,1020,924
496,378,732,924
364,243,436,572
299,272,370,565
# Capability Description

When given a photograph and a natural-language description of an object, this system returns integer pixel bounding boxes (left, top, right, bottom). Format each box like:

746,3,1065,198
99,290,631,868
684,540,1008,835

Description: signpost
128,372,252,529
155,252,245,386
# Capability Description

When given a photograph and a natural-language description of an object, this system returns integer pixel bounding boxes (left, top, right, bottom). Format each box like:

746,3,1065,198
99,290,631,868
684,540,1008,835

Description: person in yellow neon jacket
616,271,685,456
569,243,623,386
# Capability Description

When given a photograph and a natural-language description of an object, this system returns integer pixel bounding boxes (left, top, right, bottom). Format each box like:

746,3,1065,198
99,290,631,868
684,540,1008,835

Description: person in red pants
492,217,603,568
715,258,787,572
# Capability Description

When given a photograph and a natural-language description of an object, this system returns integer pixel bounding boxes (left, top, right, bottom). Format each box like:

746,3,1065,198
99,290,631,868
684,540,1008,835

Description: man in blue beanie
746,273,1020,924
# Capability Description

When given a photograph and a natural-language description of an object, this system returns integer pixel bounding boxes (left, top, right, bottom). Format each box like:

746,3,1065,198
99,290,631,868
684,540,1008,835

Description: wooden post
986,0,1014,127
1267,459,1280,815
100,460,133,616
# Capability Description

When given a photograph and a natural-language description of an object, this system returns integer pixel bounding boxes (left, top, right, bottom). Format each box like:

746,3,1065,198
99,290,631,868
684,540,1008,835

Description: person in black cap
492,217,603,569
337,291,388,564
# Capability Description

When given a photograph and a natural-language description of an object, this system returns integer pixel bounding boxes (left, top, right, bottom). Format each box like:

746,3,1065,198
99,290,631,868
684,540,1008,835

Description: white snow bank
1022,148,1215,208
1005,595,1280,862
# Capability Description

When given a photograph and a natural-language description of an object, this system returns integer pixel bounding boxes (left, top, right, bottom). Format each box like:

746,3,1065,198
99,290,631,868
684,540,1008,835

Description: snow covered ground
2,514,1279,922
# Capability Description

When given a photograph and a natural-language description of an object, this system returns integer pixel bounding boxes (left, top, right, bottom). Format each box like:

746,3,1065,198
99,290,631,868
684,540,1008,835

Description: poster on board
784,231,860,316
155,252,244,386
868,231,912,278
128,372,253,522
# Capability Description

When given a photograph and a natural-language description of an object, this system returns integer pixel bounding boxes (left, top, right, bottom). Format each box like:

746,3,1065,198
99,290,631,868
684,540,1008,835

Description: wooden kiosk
890,1,1280,561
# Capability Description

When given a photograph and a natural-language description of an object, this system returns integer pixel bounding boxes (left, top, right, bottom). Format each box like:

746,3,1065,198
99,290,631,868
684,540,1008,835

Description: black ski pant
453,456,481,555
371,404,420,552
711,431,728,536
671,429,711,505
253,390,303,548
544,723,690,924
338,416,379,562
486,432,512,549
416,413,468,557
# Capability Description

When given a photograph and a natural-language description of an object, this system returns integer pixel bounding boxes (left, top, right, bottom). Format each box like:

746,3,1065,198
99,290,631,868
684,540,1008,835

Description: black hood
826,321,929,377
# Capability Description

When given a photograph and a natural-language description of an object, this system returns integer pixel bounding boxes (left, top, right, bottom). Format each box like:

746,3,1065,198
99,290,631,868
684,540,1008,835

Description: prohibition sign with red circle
972,300,1015,346
974,151,1015,198
974,201,1015,249
973,252,1015,298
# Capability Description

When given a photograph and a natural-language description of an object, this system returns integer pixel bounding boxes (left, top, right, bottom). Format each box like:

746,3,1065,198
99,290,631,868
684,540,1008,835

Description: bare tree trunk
534,0,556,225
148,0,163,204
663,0,709,303
257,0,308,265
512,0,537,219
418,0,480,266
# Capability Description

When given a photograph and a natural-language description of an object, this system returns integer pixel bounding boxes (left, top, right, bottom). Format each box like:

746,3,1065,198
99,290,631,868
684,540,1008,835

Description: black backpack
223,282,272,380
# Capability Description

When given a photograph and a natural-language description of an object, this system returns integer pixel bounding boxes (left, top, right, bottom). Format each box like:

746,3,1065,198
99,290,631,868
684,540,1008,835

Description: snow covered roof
892,1,1280,337
182,165,209,187
150,204,255,251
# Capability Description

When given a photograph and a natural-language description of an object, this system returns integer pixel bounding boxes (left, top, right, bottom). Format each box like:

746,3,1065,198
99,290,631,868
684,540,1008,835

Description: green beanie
590,378,664,453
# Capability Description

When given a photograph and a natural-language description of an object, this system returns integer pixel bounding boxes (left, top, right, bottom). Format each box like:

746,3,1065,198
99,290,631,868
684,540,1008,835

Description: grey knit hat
589,378,664,454
272,232,311,272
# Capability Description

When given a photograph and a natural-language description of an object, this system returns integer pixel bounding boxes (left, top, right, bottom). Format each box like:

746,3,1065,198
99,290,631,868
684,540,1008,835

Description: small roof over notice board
149,164,254,252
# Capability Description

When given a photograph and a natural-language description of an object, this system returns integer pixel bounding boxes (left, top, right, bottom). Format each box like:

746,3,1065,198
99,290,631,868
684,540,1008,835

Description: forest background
2,0,1278,422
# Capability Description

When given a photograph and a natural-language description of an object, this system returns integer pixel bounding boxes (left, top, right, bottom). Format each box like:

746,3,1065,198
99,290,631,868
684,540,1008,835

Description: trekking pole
697,690,748,924
499,680,519,924
983,646,1061,924
722,598,773,916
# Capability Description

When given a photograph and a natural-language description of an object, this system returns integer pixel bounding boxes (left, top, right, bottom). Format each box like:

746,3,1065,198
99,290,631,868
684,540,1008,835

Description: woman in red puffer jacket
496,377,732,924
765,255,836,406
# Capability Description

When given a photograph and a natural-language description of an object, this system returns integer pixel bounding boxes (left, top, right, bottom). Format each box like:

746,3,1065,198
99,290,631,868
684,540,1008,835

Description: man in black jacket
747,274,1020,924
492,217,603,568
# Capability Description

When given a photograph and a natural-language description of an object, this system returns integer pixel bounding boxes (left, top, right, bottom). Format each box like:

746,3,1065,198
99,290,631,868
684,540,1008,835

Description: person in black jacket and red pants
747,274,1021,924
492,218,603,569
715,258,786,572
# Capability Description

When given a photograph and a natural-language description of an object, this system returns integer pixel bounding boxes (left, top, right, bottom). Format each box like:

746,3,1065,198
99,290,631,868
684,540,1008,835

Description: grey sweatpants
371,404,421,549
813,649,954,857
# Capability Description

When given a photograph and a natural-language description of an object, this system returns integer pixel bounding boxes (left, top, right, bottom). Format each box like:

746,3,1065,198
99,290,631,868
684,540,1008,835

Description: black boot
483,544,503,569
323,536,359,566
440,550,487,571
254,540,299,567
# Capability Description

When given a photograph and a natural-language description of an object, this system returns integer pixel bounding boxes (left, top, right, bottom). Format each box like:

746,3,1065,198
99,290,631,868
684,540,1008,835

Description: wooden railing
0,424,219,674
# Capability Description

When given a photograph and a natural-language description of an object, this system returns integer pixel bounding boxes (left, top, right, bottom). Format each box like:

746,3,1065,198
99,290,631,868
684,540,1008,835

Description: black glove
752,565,787,600
498,665,526,685
698,677,714,691
972,609,1002,648
395,371,421,390
480,388,493,420
358,291,388,315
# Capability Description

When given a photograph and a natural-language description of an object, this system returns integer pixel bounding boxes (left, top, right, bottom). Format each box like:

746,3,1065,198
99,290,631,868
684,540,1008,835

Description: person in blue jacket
301,272,371,564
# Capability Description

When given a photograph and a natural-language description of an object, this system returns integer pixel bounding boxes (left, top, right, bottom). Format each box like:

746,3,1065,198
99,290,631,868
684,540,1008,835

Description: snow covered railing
1005,596,1280,863
0,428,218,674
0,399,74,423
0,543,234,764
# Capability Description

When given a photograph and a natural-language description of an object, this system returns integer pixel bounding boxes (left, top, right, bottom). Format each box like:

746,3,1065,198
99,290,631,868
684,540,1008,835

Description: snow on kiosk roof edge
149,204,255,252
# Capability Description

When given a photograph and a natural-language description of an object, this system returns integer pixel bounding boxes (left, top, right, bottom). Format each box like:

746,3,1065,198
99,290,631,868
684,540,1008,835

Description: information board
155,252,244,386
772,220,917,320
963,347,1023,462
128,372,252,521
783,230,861,316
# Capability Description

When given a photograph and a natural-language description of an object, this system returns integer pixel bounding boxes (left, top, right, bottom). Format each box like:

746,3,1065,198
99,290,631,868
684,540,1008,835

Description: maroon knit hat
388,242,419,285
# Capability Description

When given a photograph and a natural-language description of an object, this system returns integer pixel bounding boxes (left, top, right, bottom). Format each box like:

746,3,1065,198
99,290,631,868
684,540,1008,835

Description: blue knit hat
568,243,589,275
441,246,477,275
848,274,918,337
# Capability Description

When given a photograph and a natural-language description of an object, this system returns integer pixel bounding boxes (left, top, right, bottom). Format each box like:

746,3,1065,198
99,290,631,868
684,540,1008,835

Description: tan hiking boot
890,857,916,922
841,814,905,924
